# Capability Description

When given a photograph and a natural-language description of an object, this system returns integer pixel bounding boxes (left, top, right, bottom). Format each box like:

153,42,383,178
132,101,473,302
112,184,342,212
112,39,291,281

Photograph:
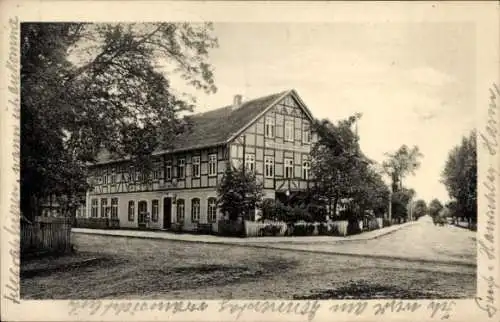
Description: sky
168,22,476,204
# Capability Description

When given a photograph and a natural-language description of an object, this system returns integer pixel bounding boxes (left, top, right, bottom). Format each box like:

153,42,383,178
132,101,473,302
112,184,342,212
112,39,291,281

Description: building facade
80,89,316,230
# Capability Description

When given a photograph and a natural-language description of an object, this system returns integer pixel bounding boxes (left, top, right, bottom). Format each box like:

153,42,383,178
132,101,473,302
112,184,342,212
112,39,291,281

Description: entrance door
138,201,147,228
163,197,172,229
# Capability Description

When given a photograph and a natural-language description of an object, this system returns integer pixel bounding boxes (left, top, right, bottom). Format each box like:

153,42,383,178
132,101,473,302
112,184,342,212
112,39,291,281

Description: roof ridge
188,89,292,117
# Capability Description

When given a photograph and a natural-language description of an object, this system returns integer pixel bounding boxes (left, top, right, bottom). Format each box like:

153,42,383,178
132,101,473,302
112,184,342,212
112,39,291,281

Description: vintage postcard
1,1,499,321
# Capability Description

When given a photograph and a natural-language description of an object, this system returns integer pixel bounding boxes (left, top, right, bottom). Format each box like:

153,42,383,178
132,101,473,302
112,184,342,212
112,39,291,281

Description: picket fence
244,221,288,237
21,216,72,255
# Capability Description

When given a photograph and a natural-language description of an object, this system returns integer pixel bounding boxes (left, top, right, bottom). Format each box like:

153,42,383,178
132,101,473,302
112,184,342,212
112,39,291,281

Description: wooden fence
21,217,72,256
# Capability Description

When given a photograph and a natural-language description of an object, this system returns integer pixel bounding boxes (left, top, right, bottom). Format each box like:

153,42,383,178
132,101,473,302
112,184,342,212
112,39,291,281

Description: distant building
79,89,317,231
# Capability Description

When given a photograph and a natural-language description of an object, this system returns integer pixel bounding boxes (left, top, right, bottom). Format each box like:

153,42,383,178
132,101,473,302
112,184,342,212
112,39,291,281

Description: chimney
232,94,242,110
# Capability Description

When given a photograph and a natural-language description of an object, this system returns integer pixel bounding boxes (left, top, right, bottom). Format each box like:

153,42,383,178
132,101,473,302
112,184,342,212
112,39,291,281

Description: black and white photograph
1,1,499,321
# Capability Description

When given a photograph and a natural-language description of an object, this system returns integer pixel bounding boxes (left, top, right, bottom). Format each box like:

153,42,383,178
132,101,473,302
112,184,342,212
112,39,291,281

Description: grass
21,233,476,299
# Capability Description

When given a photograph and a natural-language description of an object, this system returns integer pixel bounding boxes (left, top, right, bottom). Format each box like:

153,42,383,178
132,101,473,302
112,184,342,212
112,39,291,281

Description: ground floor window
91,199,98,217
152,199,159,222
177,199,185,223
191,198,200,222
100,198,108,217
128,201,135,221
207,198,217,223
110,198,118,219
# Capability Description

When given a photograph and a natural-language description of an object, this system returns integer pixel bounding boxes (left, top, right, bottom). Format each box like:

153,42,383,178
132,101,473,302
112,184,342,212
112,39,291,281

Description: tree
310,113,370,217
441,130,477,225
428,198,444,218
350,164,390,217
383,145,423,192
391,188,415,222
21,23,218,220
217,165,263,221
412,199,428,219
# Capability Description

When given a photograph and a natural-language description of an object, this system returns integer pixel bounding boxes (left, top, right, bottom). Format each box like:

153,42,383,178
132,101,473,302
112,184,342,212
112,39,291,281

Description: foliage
21,23,218,220
428,198,444,218
383,145,423,192
441,130,477,223
310,114,389,216
391,188,415,220
412,199,428,219
217,165,263,221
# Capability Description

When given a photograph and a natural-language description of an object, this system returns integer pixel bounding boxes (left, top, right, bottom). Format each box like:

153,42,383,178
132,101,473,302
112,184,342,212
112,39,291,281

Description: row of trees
21,23,219,220
441,130,477,226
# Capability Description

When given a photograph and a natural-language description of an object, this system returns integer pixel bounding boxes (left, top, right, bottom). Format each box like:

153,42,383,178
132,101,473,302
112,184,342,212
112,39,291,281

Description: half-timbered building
81,89,317,231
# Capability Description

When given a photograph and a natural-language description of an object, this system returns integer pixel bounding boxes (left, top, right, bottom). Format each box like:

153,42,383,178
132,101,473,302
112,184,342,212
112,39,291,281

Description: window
165,161,172,180
128,201,135,221
265,157,274,178
177,199,185,223
152,200,159,222
285,158,294,178
192,156,201,178
302,161,311,180
129,166,135,182
91,199,98,217
265,118,275,138
153,162,161,180
191,198,200,222
110,168,116,184
102,170,108,184
302,123,311,143
285,121,294,141
100,198,108,217
178,159,185,178
111,198,118,219
208,154,217,176
207,198,217,223
245,153,255,172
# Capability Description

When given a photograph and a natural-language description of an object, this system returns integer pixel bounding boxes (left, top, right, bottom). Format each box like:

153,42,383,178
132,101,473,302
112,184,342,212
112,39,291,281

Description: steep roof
157,90,290,153
94,89,312,165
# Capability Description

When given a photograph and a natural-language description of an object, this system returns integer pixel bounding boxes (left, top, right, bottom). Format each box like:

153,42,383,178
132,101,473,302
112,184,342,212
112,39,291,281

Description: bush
259,224,282,236
74,218,119,229
382,219,392,227
308,203,327,222
292,223,316,236
261,199,277,221
318,223,329,235
217,220,244,237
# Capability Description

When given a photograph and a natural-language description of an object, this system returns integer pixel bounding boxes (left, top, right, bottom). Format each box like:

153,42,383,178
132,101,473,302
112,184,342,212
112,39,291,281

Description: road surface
21,216,476,299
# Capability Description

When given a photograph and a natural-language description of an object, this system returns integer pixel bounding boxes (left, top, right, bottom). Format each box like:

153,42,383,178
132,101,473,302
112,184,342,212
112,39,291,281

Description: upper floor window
91,198,98,218
102,170,108,185
285,158,294,178
191,198,200,222
208,154,217,176
302,122,311,143
165,160,172,180
100,198,108,217
177,199,185,223
178,159,185,178
302,161,311,180
265,118,275,138
285,121,294,142
111,198,118,219
245,153,255,172
207,198,217,223
152,199,159,222
128,201,135,221
192,156,201,178
265,157,274,178
110,168,116,184
153,162,161,180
